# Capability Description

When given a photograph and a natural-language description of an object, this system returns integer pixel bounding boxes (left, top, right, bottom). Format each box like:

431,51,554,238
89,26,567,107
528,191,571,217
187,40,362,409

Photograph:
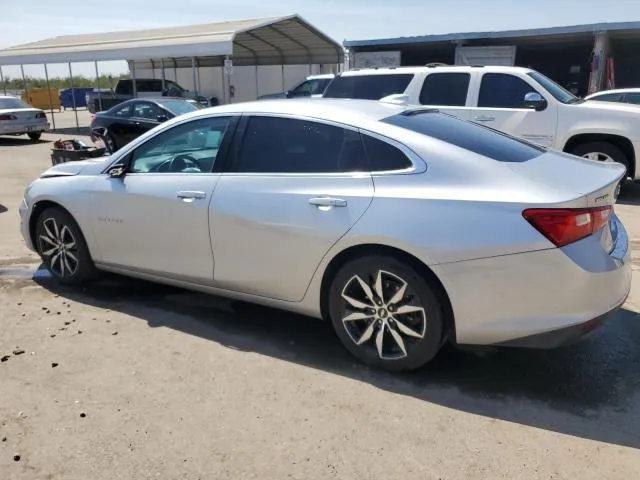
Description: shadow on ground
31,270,640,449
0,204,7,214
618,181,640,206
49,126,91,136
0,137,50,147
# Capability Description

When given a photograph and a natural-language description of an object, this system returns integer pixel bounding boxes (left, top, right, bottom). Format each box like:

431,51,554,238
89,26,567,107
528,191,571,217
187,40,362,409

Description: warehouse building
344,21,640,97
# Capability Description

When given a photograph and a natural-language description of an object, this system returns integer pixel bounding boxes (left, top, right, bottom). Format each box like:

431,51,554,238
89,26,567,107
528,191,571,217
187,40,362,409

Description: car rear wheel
328,255,445,371
104,133,118,153
571,141,630,177
28,132,42,141
35,207,97,285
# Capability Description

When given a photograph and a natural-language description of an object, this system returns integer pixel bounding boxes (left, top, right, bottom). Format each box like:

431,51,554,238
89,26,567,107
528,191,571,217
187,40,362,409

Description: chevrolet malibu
19,99,631,371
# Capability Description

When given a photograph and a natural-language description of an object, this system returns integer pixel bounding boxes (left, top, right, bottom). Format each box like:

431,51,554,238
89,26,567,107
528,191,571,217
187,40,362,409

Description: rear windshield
382,111,545,162
323,74,414,100
0,97,30,109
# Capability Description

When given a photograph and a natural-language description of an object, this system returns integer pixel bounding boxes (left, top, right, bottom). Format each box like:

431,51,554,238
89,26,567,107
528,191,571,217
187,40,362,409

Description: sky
2,0,640,79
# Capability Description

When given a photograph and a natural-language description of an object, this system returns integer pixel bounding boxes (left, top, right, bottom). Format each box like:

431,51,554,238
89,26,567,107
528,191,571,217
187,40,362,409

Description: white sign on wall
224,59,233,75
454,46,516,66
353,51,401,69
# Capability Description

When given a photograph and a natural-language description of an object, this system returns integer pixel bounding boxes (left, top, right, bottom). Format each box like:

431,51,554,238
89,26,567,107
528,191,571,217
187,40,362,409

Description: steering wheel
156,154,200,172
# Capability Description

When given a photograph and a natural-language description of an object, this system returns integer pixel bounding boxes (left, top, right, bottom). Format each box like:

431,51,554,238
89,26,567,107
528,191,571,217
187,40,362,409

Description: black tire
35,207,97,285
28,132,42,141
104,133,118,153
570,141,630,177
328,255,445,372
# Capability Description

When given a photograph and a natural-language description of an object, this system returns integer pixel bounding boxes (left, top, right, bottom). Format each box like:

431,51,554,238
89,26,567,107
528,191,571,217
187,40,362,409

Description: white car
0,95,49,141
258,74,335,100
323,66,640,179
585,88,640,106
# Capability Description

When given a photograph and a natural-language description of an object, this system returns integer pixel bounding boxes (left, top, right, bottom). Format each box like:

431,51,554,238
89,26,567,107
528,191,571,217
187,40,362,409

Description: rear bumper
432,215,631,346
495,295,627,348
0,121,49,135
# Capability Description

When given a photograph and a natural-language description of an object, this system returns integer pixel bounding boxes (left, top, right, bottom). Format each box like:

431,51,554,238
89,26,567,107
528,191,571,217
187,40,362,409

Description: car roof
189,98,408,124
586,88,640,98
339,65,534,76
307,74,335,80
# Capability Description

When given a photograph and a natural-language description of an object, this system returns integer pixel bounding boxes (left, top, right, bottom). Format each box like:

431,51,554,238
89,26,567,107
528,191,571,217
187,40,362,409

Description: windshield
323,74,414,100
0,97,31,109
527,71,581,104
165,81,186,93
158,99,200,116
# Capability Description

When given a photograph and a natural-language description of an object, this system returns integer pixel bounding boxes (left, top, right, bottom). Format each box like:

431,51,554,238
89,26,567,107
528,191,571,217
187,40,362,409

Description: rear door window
381,111,544,162
478,73,540,109
323,74,414,100
419,73,470,106
233,116,367,173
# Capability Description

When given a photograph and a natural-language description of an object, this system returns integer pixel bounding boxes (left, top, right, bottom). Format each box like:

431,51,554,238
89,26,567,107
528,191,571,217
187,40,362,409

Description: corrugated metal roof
0,14,343,66
344,21,640,48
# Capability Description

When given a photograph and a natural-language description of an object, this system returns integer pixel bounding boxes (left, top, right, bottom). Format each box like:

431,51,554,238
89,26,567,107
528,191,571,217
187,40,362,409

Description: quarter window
130,117,231,173
420,73,470,107
361,134,412,171
478,73,540,109
234,116,367,173
624,92,640,104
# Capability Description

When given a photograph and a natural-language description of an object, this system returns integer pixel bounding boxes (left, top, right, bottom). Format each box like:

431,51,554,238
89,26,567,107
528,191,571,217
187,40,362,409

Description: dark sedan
90,97,202,152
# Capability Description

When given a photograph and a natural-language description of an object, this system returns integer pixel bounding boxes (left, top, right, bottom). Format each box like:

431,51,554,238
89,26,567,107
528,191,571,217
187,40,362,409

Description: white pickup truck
323,65,640,180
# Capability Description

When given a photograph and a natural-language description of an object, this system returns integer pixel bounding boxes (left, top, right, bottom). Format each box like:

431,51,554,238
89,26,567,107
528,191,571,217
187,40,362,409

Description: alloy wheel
340,270,427,360
38,217,79,278
582,152,615,162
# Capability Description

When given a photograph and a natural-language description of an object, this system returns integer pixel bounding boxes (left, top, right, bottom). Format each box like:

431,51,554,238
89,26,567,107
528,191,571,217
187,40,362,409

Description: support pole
161,59,166,91
68,62,80,132
131,62,137,97
94,61,103,113
191,57,198,97
255,65,259,99
281,64,285,92
20,64,28,101
0,66,6,96
44,64,56,131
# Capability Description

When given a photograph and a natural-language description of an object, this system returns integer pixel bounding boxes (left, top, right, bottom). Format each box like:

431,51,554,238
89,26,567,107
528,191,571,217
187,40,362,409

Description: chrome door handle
473,115,495,122
309,197,347,207
177,190,206,200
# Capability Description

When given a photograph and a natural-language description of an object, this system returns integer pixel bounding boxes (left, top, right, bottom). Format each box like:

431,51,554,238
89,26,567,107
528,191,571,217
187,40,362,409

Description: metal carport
0,14,344,130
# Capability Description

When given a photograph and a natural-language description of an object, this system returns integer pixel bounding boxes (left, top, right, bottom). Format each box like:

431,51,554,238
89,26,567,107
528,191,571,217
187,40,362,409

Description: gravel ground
1,116,640,479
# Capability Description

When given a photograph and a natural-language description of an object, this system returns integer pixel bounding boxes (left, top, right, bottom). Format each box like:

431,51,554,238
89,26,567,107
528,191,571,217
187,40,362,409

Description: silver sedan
19,99,631,371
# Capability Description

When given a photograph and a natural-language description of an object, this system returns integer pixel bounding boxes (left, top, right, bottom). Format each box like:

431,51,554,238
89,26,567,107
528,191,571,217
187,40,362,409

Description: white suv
323,66,640,180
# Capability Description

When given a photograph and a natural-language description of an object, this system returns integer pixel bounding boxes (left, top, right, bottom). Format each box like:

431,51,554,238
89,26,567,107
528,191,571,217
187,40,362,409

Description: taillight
0,114,16,120
523,206,612,247
36,112,47,119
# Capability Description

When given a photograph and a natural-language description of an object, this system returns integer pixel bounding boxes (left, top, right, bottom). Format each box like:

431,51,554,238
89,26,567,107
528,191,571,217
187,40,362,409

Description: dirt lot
1,115,640,479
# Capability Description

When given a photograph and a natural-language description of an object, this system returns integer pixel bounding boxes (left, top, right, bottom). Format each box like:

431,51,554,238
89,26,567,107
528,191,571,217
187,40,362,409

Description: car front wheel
35,207,96,285
28,132,42,141
571,141,630,177
328,255,445,371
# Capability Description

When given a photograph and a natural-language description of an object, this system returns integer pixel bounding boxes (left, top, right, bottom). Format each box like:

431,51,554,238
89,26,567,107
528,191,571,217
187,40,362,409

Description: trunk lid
0,108,43,121
508,150,626,253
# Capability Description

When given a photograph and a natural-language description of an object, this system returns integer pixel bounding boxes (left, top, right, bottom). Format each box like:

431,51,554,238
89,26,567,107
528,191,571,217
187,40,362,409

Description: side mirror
524,92,547,111
107,164,126,178
156,114,169,122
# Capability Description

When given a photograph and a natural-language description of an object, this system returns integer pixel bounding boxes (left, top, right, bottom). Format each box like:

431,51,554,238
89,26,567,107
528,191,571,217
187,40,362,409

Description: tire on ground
328,254,445,372
35,207,97,285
